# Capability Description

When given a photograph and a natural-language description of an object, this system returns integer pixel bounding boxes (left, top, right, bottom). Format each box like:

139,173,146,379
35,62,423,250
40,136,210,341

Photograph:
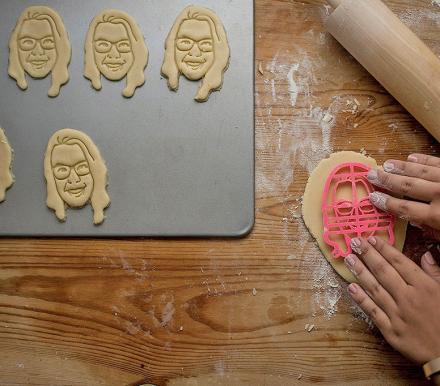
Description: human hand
344,236,440,366
367,154,440,239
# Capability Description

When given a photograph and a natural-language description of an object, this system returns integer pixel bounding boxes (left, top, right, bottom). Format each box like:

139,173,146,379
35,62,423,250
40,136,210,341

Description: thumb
421,252,440,283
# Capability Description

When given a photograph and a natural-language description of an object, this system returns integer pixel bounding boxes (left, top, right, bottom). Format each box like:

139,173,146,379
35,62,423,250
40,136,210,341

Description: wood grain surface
1,1,440,385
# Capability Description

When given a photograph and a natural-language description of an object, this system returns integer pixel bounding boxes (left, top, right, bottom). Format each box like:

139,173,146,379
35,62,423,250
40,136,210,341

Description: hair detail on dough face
161,6,230,102
8,6,71,97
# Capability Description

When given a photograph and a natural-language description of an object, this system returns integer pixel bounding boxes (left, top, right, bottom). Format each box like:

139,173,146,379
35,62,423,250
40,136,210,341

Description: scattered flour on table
309,244,342,319
256,24,385,327
257,31,381,322
160,300,175,327
287,63,299,107
264,50,337,178
307,236,374,325
396,7,440,29
214,360,226,376
257,46,343,316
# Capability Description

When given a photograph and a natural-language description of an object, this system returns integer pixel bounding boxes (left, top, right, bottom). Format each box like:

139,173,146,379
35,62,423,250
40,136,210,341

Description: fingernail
383,161,394,173
351,238,361,247
348,283,358,295
408,155,418,162
369,192,388,211
424,251,436,265
367,169,379,182
345,254,357,268
350,238,362,254
368,236,377,245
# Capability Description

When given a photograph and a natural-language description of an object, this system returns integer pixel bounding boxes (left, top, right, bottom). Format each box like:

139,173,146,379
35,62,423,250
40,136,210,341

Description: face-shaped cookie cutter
8,6,71,97
44,129,110,225
84,9,149,98
322,163,396,258
162,6,230,102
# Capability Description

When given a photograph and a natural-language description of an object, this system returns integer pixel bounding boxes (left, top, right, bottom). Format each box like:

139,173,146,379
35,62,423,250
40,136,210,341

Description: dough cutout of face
84,9,149,98
162,6,230,102
44,129,110,225
0,128,14,203
8,6,71,97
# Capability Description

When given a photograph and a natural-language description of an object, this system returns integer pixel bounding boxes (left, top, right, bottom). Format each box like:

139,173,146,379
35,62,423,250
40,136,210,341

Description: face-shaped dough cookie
84,9,149,98
8,6,71,97
44,129,110,225
161,6,230,102
0,129,14,203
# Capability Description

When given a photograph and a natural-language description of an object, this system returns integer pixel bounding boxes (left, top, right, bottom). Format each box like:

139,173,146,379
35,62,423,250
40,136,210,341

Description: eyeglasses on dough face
176,38,213,52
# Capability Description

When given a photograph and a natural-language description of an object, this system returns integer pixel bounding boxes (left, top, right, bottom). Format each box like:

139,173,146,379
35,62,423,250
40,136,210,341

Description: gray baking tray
0,0,254,237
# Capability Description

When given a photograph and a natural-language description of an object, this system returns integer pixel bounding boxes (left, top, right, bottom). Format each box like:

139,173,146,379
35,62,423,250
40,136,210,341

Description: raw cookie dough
44,129,110,225
302,151,408,282
8,6,71,97
161,5,230,102
0,128,14,203
84,9,149,98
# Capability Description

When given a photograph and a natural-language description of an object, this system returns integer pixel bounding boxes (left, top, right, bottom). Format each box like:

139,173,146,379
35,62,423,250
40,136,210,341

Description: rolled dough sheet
302,151,408,283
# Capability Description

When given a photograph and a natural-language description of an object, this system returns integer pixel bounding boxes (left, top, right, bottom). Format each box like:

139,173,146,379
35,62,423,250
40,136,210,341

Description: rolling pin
325,0,440,142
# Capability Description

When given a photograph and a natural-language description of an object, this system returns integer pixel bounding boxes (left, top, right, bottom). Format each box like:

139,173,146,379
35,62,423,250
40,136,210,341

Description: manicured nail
348,283,358,295
351,238,361,247
423,251,436,265
367,169,379,182
408,155,418,162
345,254,356,268
368,236,377,245
369,192,388,211
350,238,362,254
383,161,404,175
345,254,358,276
383,161,394,173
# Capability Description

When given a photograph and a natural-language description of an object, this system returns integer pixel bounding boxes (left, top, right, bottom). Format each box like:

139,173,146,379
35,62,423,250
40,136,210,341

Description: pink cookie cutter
322,162,396,259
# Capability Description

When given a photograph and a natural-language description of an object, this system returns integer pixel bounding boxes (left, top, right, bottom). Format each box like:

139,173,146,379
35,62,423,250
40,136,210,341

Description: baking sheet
0,0,254,237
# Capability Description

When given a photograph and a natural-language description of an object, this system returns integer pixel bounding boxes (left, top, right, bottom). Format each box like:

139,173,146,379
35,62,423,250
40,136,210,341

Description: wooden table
1,1,439,385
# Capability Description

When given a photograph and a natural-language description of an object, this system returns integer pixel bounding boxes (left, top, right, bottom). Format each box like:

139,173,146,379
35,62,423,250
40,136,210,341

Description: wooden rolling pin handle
327,0,342,8
326,0,440,143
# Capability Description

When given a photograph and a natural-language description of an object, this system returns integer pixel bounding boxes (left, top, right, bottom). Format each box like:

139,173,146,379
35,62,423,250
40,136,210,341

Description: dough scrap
302,151,408,282
84,9,149,98
161,5,230,102
8,6,71,97
0,128,14,203
44,129,110,225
